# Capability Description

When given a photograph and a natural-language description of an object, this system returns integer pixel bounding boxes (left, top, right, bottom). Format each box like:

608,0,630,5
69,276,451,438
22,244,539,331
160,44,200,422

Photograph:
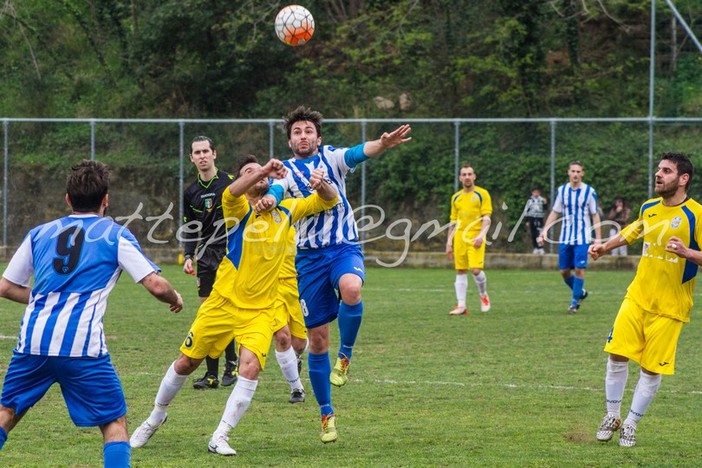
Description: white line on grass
130,372,702,396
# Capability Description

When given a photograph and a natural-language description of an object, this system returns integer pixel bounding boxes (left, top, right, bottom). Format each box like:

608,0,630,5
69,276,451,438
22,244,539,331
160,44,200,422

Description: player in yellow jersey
589,152,702,448
130,156,338,456
446,164,493,315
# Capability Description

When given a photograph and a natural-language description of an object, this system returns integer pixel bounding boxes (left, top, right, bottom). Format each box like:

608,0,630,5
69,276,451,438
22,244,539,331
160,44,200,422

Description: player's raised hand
262,159,287,179
254,194,277,213
380,124,412,150
308,168,328,189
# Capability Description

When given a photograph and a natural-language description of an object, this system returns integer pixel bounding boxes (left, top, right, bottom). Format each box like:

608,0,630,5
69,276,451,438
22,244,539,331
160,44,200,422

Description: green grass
1,266,702,467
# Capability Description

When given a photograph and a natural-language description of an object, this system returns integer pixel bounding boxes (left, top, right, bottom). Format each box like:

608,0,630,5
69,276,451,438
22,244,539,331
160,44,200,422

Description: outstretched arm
363,124,412,158
229,159,287,198
140,272,183,313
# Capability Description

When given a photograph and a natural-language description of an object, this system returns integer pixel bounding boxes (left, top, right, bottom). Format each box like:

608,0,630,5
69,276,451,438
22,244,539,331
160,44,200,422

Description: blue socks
308,352,333,416
563,276,574,290
572,277,584,306
0,426,7,451
104,441,130,467
338,301,363,360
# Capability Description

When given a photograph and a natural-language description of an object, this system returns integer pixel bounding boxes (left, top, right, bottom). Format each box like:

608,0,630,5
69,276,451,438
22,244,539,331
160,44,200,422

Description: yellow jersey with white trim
450,186,493,237
212,188,337,310
621,196,702,322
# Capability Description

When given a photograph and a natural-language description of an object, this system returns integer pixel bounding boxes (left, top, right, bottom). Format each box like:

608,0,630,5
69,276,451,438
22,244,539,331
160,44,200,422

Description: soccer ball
275,5,315,46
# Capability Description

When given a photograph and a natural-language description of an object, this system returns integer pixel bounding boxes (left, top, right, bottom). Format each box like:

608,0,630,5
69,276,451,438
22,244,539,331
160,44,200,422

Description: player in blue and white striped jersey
539,160,602,314
263,106,412,442
0,160,183,468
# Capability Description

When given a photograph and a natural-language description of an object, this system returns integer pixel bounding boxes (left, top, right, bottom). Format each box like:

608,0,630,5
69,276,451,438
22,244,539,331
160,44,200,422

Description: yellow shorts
180,289,275,370
603,296,684,375
273,277,307,340
453,231,485,270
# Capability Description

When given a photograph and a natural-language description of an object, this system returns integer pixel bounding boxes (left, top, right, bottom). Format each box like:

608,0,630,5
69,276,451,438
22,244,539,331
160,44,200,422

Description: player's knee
174,354,201,375
339,280,362,304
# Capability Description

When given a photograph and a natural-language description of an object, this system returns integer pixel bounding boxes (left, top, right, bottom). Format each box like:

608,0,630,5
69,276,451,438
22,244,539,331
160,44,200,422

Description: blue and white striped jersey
551,183,599,245
272,144,366,248
2,214,158,358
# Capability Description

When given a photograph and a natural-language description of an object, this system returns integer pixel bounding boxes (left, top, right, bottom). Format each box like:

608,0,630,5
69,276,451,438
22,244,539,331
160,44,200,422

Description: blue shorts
558,243,590,270
1,352,127,427
296,243,365,329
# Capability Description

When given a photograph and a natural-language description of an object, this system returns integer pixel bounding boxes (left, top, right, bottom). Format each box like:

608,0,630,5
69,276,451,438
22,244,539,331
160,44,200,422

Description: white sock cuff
638,371,662,395
455,274,468,285
473,271,486,282
235,375,259,392
275,347,297,366
607,359,628,374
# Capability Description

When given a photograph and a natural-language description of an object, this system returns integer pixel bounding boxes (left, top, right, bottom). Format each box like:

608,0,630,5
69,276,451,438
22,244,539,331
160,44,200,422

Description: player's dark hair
661,152,694,189
66,160,109,212
234,154,260,179
568,160,584,170
284,106,323,139
191,135,215,153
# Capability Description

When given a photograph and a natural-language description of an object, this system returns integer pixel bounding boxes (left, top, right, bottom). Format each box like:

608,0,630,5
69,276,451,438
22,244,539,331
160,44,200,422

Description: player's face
459,167,476,189
240,162,270,195
190,141,216,172
289,121,321,159
655,159,684,198
567,164,583,184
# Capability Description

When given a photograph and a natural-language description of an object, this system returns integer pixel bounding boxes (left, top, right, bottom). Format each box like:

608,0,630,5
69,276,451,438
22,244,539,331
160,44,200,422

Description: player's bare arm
473,215,491,248
308,168,337,201
363,124,413,158
140,272,183,313
230,159,286,198
665,235,702,266
589,234,627,260
445,223,456,259
538,210,560,245
0,278,30,304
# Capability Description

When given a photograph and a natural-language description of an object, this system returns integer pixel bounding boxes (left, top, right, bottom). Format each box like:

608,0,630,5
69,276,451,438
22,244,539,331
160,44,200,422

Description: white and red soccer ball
275,5,315,47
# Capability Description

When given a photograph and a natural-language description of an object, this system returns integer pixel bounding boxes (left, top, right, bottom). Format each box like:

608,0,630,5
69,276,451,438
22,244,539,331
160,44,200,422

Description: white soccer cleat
595,414,621,442
618,423,636,447
448,306,467,316
480,294,491,312
130,415,167,448
208,433,237,456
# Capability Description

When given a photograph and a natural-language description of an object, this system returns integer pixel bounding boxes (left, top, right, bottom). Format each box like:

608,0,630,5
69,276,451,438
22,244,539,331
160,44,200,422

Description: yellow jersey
450,186,493,236
212,188,337,309
279,226,297,280
622,196,702,322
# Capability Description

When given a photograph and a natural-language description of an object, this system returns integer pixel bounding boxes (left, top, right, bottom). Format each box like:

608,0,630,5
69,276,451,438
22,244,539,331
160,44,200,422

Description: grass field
1,265,702,467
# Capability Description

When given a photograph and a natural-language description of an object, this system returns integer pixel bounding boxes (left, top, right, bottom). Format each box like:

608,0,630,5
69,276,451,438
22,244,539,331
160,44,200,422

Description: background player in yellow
589,152,702,448
130,156,338,456
446,164,493,315
271,226,309,404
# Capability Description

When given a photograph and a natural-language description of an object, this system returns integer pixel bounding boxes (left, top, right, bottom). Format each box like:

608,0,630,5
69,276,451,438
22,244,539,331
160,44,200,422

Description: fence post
3,119,7,246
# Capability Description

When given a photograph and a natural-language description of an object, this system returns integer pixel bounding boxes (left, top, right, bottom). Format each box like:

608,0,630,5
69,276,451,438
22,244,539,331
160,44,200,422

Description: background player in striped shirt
446,164,493,315
0,160,183,468
589,152,702,447
262,106,412,442
538,161,602,314
130,156,338,456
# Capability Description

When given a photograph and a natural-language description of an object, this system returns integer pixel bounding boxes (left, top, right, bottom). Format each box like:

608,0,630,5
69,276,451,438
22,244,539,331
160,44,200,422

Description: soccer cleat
448,306,468,316
567,304,579,315
130,415,167,448
618,423,636,447
208,433,237,456
193,373,219,389
595,414,621,442
480,294,491,312
578,289,589,305
221,361,238,387
320,414,338,443
289,388,305,404
330,355,350,387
